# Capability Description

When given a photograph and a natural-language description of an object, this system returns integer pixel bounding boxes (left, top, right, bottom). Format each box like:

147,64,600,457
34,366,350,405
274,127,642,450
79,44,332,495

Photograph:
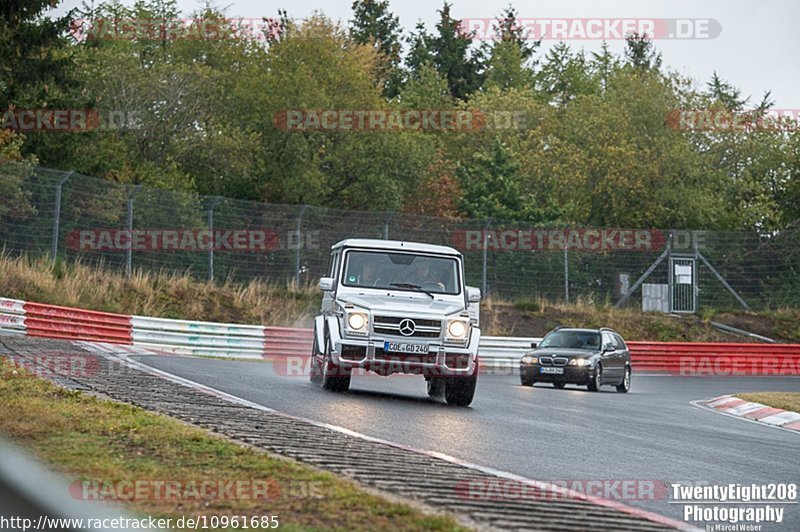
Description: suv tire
321,349,351,393
445,370,478,406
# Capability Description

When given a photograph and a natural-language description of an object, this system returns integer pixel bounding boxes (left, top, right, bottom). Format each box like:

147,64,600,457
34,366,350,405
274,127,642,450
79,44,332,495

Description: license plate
384,341,431,354
540,367,564,374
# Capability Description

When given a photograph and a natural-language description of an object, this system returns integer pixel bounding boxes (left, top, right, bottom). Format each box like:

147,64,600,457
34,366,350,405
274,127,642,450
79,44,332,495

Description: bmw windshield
539,330,601,350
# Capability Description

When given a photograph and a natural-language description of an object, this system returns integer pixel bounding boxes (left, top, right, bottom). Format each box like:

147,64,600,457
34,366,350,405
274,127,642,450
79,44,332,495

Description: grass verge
0,359,465,531
2,251,798,342
736,392,800,414
0,252,319,327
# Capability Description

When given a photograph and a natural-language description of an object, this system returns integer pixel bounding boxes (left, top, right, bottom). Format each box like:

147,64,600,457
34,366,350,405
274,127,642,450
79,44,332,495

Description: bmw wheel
616,366,631,393
588,364,602,392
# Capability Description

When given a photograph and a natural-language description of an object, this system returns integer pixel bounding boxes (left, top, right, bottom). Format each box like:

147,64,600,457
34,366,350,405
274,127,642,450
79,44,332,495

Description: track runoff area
1,332,796,531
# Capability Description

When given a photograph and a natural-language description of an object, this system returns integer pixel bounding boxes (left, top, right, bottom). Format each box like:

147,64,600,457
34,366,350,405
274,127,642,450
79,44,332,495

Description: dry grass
0,359,465,531
1,252,796,342
488,296,752,342
0,252,320,327
737,392,800,414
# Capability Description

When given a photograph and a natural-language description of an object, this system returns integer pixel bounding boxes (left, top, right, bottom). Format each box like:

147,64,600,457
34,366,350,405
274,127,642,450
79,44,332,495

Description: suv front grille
372,315,441,338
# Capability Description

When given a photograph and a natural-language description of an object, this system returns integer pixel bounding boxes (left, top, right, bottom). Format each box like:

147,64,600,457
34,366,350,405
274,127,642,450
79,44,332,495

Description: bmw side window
613,333,626,350
602,332,615,351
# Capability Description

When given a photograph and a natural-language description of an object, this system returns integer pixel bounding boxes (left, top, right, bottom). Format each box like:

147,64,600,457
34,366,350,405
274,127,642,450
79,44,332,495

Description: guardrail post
125,185,142,277
207,197,221,283
50,171,73,264
295,205,308,286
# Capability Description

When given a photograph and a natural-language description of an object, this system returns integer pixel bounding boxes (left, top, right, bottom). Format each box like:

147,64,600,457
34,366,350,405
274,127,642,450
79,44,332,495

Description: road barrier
2,296,798,374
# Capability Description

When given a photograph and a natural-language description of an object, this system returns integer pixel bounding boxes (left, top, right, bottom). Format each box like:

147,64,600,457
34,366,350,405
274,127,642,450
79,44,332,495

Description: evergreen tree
624,33,662,71
483,5,538,90
0,0,79,107
430,2,484,100
349,0,403,97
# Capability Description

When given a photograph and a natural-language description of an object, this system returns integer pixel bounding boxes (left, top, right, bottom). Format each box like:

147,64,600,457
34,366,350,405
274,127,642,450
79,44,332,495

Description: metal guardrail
4,296,800,374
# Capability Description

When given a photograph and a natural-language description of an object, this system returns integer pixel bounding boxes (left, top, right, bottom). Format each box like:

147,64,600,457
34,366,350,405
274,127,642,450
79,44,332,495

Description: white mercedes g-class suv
310,239,481,406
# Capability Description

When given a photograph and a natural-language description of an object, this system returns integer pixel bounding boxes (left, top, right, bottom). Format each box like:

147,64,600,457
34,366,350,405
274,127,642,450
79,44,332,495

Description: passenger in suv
310,239,482,406
519,327,632,392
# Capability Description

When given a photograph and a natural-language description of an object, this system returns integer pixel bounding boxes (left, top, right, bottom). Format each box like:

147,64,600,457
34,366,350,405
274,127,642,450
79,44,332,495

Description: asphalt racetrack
133,354,800,529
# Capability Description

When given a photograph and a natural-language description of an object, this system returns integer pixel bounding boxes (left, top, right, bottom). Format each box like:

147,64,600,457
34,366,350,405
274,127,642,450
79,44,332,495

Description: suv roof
331,238,462,257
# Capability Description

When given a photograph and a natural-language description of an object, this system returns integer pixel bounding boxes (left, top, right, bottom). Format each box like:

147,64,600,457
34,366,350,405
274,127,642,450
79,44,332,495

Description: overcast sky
51,0,800,109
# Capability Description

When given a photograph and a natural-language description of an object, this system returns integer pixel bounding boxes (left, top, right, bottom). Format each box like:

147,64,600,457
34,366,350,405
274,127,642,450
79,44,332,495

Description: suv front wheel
444,369,478,406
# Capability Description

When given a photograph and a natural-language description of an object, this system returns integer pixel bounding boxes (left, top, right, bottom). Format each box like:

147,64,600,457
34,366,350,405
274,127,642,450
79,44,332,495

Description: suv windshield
539,330,601,350
342,250,461,295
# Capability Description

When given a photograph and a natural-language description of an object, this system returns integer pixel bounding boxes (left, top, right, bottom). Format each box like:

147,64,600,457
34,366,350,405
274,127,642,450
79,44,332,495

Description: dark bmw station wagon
519,327,631,392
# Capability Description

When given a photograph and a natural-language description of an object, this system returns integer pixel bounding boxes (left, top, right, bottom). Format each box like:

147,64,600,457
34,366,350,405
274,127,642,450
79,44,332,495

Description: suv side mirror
319,277,334,291
467,287,481,303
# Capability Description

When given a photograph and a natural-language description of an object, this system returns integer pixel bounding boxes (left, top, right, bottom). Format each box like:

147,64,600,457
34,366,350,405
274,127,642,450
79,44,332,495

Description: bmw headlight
345,310,369,336
569,358,590,366
521,355,538,365
445,318,470,343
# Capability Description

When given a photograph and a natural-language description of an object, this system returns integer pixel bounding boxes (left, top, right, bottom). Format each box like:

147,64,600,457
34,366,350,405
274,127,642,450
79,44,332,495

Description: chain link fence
1,164,798,311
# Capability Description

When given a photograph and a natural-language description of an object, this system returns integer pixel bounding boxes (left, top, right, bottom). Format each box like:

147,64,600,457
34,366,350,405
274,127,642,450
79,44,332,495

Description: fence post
50,171,73,264
563,241,569,304
295,205,309,286
481,219,491,297
383,212,393,240
125,185,142,277
667,231,673,312
207,197,221,283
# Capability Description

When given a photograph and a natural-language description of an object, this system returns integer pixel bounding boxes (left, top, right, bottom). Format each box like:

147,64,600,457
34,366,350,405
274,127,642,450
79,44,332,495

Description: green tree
349,0,403,97
624,33,662,71
483,5,538,90
430,2,484,100
536,43,596,105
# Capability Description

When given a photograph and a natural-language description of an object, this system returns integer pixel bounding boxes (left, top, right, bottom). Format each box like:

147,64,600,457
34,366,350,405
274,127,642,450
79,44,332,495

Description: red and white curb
695,394,800,433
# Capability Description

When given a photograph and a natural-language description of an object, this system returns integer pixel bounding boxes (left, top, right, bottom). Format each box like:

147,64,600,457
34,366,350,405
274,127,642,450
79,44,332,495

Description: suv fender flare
313,315,326,354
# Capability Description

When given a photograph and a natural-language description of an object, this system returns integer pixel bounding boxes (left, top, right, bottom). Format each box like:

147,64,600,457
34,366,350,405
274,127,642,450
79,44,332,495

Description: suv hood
339,293,464,316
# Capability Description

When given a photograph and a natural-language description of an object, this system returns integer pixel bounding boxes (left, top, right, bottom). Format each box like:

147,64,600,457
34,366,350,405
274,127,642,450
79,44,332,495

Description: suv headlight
345,310,369,336
445,318,470,343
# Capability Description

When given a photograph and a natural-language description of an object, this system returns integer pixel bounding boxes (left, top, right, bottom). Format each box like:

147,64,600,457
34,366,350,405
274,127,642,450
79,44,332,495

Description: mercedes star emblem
398,319,416,336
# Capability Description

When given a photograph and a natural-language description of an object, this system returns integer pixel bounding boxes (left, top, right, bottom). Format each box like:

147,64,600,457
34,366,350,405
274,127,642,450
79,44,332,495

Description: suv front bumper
328,320,480,376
